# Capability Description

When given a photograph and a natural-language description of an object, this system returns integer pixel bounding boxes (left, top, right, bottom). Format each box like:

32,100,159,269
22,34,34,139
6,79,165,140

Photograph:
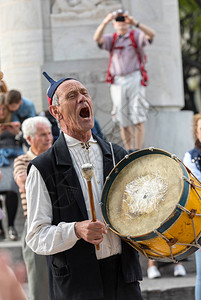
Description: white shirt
26,134,121,259
183,151,201,181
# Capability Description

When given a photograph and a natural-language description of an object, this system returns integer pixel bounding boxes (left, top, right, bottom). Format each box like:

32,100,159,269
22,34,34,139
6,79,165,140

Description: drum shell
101,148,201,262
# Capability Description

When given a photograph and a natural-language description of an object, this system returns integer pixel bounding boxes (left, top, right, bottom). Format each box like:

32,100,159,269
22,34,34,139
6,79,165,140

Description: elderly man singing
25,72,143,300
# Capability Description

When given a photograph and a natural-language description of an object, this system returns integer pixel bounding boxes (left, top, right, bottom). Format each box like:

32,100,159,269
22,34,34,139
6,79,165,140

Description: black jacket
28,133,142,300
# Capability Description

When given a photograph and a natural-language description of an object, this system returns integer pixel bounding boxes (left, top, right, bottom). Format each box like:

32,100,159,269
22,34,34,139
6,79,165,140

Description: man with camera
94,9,155,152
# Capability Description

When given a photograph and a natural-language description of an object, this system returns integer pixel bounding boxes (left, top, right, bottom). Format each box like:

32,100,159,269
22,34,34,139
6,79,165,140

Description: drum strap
109,142,116,168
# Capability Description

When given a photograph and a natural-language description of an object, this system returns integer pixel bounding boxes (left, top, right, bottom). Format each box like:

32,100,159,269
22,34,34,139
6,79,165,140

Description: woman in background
0,93,23,241
183,112,201,300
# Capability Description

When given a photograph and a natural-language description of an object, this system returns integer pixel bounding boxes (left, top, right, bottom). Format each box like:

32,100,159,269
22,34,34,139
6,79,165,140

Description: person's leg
22,220,50,300
147,259,161,279
174,262,186,277
110,79,133,150
134,122,145,150
195,250,201,300
120,126,133,151
5,191,18,240
127,72,148,149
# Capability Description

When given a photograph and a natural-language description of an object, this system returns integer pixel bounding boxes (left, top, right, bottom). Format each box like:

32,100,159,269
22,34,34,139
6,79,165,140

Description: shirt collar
64,133,97,148
118,30,131,40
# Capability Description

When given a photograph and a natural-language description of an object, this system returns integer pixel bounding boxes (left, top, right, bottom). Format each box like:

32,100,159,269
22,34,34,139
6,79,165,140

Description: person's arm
13,157,27,193
26,165,107,254
26,165,79,255
93,12,114,45
125,13,155,42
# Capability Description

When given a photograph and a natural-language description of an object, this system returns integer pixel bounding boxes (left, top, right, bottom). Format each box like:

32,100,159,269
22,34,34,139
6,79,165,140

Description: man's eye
68,94,75,99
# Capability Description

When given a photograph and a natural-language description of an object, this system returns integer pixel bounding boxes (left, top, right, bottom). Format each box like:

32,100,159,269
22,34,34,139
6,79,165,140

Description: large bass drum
101,148,201,262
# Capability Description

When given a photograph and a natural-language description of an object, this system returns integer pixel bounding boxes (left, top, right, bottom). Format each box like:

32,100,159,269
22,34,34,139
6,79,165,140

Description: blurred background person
183,112,201,300
14,116,53,300
94,9,155,152
0,250,27,300
147,259,186,279
0,93,23,241
6,89,36,124
91,117,106,140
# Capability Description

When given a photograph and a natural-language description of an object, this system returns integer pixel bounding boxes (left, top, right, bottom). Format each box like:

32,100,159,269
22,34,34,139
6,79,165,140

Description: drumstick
81,163,100,250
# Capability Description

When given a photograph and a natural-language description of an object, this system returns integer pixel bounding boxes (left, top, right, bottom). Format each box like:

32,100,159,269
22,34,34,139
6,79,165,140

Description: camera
115,15,125,22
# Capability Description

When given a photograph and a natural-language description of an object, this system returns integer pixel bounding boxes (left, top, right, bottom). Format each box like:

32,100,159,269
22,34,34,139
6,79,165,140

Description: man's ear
27,136,31,145
49,105,63,120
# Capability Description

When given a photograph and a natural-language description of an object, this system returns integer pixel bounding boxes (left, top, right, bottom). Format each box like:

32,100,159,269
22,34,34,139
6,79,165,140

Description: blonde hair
193,112,201,141
0,92,12,123
0,92,6,105
0,72,8,93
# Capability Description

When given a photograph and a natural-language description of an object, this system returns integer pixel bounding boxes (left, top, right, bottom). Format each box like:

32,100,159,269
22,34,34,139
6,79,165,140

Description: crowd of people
0,7,200,300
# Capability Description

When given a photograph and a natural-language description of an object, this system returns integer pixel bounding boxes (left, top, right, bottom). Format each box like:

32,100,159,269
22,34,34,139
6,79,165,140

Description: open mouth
80,107,90,118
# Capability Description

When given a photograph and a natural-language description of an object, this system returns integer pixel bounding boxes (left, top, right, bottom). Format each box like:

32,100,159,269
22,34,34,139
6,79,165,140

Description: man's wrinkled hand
75,220,107,245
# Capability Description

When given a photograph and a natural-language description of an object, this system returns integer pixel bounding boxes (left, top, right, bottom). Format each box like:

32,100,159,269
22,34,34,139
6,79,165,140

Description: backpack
106,30,148,86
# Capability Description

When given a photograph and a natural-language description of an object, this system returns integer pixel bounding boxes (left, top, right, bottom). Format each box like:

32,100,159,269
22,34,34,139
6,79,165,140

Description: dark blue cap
43,72,76,105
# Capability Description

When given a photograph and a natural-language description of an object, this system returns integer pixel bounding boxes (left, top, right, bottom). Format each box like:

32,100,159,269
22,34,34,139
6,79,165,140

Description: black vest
28,133,142,300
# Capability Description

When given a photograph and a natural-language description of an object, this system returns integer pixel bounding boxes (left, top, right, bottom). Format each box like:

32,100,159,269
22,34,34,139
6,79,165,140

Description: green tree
179,0,201,112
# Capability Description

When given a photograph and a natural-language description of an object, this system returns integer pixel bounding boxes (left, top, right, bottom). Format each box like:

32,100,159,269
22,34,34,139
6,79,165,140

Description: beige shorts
110,71,149,127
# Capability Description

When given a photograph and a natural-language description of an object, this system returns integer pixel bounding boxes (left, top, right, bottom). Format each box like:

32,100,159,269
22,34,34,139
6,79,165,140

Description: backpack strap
106,32,118,84
129,30,149,86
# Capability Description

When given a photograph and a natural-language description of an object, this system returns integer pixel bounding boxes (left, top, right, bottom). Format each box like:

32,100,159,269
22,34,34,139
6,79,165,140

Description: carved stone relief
51,0,121,18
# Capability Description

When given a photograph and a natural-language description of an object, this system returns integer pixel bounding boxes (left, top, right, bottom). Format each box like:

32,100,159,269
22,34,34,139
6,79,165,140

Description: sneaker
8,226,18,241
174,264,186,277
147,266,161,279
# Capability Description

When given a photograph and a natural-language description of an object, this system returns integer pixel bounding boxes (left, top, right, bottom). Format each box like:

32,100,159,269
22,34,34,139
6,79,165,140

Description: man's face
50,80,94,139
113,16,130,35
30,123,53,154
8,101,22,112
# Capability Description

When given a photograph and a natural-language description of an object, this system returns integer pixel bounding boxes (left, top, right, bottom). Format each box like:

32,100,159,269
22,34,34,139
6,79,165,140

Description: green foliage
179,0,201,111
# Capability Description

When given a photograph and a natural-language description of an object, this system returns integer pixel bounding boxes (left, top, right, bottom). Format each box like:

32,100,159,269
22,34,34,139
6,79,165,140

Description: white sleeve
25,165,79,255
183,151,201,182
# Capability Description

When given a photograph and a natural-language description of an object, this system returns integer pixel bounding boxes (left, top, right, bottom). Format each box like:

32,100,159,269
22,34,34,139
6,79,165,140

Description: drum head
101,149,188,238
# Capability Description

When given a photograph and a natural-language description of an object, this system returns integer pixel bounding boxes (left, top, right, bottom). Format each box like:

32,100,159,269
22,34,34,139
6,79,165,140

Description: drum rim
101,147,190,241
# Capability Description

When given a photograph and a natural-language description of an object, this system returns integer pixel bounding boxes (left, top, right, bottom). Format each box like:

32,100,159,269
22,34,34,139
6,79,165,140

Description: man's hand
0,121,21,135
75,220,107,246
103,12,116,25
123,13,137,26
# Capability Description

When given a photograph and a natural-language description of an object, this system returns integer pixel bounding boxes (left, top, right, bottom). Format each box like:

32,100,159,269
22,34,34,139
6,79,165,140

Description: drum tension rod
176,204,201,247
126,237,177,262
125,238,150,259
183,177,201,200
154,229,178,262
176,203,198,218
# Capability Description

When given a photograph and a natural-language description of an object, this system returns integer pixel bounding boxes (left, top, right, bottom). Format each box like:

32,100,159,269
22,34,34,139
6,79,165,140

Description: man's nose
77,93,86,103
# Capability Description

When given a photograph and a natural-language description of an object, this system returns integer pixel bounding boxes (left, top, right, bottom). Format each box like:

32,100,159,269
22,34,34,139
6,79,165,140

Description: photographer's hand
93,12,115,45
125,13,155,41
